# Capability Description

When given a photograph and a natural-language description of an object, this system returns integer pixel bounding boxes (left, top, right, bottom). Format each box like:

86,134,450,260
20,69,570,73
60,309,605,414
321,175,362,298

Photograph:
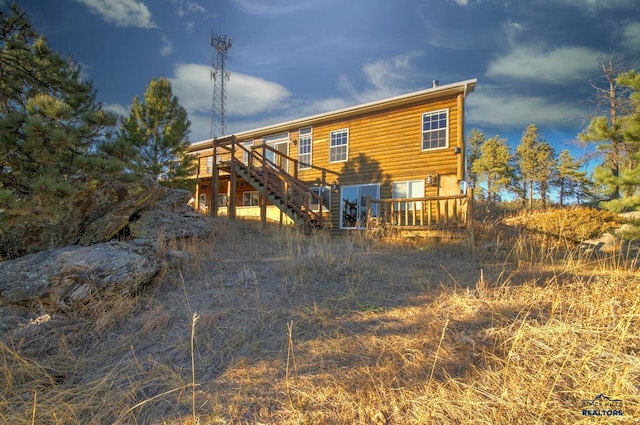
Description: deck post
467,188,475,247
228,137,237,219
211,139,219,217
261,144,268,227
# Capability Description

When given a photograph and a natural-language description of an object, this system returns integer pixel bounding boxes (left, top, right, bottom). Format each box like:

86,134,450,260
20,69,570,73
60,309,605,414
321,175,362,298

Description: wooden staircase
216,139,324,230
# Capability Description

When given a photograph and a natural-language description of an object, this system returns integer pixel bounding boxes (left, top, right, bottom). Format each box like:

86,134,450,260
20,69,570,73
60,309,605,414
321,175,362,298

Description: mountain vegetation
0,4,193,258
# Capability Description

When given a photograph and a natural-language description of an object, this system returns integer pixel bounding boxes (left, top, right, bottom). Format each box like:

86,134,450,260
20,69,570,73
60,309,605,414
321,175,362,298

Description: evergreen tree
553,149,589,206
610,69,640,209
116,77,191,183
466,129,485,190
0,3,119,218
516,124,556,208
471,136,513,203
579,52,633,200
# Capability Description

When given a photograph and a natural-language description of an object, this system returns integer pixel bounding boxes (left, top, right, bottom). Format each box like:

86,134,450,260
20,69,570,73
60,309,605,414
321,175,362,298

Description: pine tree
579,52,633,200
516,124,556,208
466,129,485,190
471,136,513,203
609,69,640,210
116,77,192,183
0,3,119,218
553,150,588,206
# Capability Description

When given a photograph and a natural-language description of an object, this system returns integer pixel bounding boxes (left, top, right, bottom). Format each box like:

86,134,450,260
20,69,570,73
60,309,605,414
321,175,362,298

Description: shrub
503,206,620,242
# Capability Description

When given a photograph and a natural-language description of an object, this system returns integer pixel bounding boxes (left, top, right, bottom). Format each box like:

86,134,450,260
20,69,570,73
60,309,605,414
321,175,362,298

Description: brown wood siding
296,96,461,185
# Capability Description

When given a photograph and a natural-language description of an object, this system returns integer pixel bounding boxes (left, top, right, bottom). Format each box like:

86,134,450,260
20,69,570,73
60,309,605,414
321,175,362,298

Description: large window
298,127,312,170
242,191,260,207
422,109,448,150
329,128,348,163
392,180,425,210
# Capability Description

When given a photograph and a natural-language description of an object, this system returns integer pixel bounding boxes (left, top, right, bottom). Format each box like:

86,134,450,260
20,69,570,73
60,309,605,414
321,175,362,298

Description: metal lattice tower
210,32,232,139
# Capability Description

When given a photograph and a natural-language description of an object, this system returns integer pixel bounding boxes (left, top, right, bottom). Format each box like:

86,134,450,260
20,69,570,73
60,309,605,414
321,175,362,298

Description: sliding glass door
340,184,379,229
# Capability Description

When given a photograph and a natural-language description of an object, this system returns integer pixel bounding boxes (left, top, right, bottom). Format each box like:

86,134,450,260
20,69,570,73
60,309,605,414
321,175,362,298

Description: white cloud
622,22,640,51
185,21,195,32
169,64,292,140
339,50,425,103
74,0,156,28
171,0,206,16
102,102,130,117
534,0,638,14
467,86,584,130
453,0,469,5
231,0,323,14
486,45,601,83
160,35,173,56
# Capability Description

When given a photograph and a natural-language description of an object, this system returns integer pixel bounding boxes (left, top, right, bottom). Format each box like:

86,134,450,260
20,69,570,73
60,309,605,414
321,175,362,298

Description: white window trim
298,127,312,171
421,108,449,151
206,156,213,174
392,180,425,210
329,128,349,163
241,140,254,165
309,186,330,212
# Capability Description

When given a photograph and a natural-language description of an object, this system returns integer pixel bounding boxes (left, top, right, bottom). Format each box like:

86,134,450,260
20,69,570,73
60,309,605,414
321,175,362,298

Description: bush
503,206,620,242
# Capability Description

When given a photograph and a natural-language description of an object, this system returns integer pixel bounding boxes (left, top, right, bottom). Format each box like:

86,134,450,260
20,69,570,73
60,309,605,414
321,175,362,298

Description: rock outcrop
0,184,210,309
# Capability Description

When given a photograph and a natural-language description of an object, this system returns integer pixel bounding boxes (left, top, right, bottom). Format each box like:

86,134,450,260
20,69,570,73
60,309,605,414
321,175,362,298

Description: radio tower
210,32,232,138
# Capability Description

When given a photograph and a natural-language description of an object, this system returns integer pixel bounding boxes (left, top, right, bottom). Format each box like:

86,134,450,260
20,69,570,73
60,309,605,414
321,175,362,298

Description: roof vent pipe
432,80,439,88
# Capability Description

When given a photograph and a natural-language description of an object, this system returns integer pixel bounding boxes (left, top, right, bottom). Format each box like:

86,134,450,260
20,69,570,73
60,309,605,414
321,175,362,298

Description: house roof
189,78,477,152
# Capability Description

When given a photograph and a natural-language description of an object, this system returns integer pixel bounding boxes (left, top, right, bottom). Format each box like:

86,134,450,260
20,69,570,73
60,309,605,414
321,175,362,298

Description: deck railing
368,192,472,230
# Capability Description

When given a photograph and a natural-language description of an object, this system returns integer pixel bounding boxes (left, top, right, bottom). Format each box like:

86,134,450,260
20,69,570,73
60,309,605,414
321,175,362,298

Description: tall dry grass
0,216,638,424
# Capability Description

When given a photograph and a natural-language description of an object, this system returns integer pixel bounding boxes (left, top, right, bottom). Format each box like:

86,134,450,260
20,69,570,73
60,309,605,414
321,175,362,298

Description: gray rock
77,180,166,246
129,209,210,241
155,188,193,212
0,241,158,305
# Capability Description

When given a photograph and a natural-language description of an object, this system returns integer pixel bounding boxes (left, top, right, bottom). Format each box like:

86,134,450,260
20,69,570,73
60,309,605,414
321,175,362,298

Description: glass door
340,184,379,229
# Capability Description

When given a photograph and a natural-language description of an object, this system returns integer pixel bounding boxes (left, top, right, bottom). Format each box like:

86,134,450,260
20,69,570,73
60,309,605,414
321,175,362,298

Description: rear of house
187,78,476,230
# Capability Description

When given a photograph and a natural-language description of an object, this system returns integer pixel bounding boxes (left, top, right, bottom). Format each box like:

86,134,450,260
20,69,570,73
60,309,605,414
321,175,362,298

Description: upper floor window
298,127,312,170
206,156,213,174
241,140,254,165
422,109,448,150
330,128,348,163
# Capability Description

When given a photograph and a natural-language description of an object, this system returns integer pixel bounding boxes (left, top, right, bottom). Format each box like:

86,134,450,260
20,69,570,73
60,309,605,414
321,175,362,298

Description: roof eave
189,78,477,152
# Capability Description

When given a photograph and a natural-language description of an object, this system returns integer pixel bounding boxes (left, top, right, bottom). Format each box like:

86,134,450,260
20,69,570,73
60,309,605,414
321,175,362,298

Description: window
309,186,330,212
392,180,425,210
241,140,254,165
242,191,260,207
329,128,348,163
298,127,312,170
422,109,448,150
206,156,213,174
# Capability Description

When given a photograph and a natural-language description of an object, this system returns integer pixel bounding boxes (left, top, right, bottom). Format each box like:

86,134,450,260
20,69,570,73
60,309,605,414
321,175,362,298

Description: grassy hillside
1,216,638,424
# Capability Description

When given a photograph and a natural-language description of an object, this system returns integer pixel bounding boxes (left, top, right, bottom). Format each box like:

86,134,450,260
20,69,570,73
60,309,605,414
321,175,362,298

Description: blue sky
11,0,640,162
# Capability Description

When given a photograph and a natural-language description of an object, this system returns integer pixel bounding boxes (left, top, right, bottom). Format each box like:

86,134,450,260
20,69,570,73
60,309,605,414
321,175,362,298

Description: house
187,78,477,231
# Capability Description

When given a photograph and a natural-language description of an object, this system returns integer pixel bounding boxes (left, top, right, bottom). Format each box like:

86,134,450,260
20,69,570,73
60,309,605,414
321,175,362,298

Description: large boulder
0,177,166,259
0,184,211,311
76,178,166,245
0,241,158,306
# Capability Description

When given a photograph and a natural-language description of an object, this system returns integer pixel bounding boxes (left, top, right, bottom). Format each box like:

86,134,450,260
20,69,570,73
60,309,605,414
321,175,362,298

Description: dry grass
0,217,638,424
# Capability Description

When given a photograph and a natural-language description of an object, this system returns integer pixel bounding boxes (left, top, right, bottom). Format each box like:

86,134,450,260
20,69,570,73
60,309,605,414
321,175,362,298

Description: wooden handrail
216,138,323,227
